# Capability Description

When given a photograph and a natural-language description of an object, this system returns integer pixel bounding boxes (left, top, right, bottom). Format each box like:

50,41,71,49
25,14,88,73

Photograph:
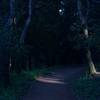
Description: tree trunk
84,28,100,77
77,0,100,77
83,28,97,75
86,49,96,73
20,0,32,44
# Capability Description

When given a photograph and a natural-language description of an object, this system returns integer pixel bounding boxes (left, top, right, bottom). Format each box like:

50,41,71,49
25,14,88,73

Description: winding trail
22,66,85,100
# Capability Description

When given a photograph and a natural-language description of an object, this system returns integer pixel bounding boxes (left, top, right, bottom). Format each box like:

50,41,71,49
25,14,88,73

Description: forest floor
21,66,85,100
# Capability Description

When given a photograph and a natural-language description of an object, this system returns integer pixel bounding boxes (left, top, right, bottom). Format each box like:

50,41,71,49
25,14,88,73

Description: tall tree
20,0,32,44
77,0,100,76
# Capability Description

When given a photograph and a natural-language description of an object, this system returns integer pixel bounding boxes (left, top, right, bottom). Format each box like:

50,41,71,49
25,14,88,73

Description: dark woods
0,0,100,86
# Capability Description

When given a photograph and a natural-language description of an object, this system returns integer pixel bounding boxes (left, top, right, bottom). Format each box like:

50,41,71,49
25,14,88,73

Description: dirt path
21,67,85,100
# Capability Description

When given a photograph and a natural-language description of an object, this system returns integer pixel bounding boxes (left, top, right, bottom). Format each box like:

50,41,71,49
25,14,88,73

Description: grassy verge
0,68,48,100
71,72,100,100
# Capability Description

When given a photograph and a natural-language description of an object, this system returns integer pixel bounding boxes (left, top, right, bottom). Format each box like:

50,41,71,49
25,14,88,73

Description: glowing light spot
59,9,64,16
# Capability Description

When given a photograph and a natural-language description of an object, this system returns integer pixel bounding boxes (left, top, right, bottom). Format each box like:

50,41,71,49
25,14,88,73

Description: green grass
71,73,100,100
0,68,48,100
